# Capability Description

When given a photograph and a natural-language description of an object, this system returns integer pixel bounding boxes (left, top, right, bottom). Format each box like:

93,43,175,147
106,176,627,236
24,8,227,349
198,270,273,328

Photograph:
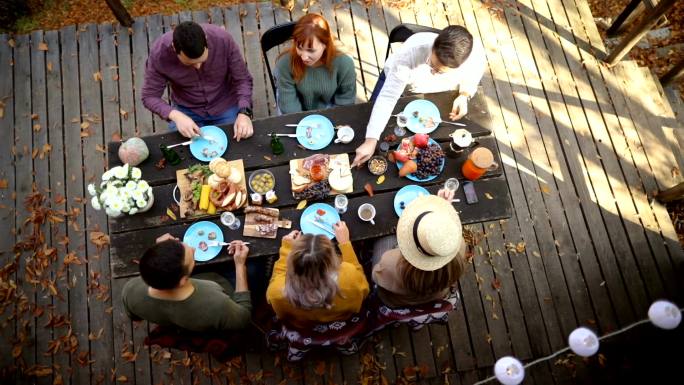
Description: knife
307,219,335,236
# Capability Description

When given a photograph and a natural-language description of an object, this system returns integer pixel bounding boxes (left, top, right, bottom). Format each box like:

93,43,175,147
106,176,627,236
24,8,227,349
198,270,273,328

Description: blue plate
395,137,445,182
402,99,442,134
189,125,228,162
393,185,430,217
296,115,335,150
183,221,224,262
300,203,340,239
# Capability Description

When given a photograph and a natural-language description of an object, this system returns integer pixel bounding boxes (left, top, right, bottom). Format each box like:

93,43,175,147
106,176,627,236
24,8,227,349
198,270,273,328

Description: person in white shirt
351,25,486,167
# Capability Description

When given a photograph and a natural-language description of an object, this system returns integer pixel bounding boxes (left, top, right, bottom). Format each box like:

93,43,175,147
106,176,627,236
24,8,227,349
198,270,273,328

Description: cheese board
242,206,292,239
176,158,247,218
289,153,353,201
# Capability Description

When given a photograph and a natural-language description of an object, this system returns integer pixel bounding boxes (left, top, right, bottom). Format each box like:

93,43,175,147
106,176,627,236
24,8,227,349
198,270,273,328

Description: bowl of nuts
368,156,388,176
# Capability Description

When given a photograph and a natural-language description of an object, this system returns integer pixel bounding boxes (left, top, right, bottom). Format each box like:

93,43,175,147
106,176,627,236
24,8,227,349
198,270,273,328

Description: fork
207,241,251,247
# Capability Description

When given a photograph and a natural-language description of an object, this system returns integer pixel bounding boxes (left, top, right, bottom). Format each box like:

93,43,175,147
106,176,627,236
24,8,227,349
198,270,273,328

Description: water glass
334,194,348,214
220,211,241,230
445,178,460,192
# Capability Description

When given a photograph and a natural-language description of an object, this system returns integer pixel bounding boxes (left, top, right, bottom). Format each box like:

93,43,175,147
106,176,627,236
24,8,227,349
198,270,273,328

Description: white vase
137,193,154,213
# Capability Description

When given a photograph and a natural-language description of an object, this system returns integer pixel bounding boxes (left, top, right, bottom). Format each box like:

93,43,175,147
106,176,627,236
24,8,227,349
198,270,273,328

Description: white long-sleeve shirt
365,32,486,140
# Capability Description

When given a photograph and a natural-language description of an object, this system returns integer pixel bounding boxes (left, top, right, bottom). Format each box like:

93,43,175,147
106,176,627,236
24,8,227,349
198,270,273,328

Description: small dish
183,221,224,261
248,169,276,194
368,156,388,175
189,125,228,162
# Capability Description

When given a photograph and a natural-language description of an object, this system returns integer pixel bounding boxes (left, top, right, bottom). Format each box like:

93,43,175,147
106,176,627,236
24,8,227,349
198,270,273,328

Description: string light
473,301,682,385
648,300,682,330
567,327,599,357
494,357,525,385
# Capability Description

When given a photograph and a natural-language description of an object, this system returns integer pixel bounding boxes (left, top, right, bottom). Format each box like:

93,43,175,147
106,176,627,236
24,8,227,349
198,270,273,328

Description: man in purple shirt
142,21,254,141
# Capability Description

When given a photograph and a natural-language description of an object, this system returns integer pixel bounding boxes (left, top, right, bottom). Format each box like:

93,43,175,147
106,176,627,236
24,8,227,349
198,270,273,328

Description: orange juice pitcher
462,147,498,181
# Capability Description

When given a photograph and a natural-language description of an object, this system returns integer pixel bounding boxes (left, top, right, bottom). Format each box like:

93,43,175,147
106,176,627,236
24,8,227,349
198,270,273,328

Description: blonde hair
284,234,341,309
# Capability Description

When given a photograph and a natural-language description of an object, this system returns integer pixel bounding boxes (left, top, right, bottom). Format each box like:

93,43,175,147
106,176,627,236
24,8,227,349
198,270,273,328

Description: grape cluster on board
293,180,331,200
414,144,444,179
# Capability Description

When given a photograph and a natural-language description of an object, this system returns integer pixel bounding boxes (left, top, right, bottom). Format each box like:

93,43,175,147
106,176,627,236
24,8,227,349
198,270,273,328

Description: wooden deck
1,0,683,384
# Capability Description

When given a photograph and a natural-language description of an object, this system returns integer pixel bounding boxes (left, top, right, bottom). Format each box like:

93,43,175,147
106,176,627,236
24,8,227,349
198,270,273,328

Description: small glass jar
310,164,325,182
220,211,241,230
334,194,348,214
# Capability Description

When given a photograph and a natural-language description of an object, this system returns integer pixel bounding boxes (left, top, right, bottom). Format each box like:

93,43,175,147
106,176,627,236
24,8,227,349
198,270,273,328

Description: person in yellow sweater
266,222,369,329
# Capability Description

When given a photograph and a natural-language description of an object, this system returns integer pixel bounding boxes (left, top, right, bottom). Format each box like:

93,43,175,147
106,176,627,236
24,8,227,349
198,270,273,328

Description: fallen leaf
314,361,326,376
8,38,15,47
364,182,374,197
80,121,90,129
33,123,41,131
0,179,7,189
93,71,102,82
540,184,550,194
47,61,53,72
119,109,128,120
95,144,107,153
484,192,493,199
263,155,272,161
296,200,307,210
491,277,502,290
38,42,48,51
89,231,110,249
376,175,385,184
166,207,177,221
116,375,128,382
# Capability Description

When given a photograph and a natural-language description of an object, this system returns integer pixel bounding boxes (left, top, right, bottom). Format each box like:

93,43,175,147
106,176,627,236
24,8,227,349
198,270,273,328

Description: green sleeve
121,278,142,321
333,55,357,106
213,285,253,330
276,55,303,114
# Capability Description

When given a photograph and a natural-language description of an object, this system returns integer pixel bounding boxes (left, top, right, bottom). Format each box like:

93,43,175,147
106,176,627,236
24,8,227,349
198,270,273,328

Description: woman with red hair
276,14,356,114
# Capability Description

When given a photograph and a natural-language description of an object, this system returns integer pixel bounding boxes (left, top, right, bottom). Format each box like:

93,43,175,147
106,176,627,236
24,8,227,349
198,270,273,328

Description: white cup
335,125,355,144
357,203,376,225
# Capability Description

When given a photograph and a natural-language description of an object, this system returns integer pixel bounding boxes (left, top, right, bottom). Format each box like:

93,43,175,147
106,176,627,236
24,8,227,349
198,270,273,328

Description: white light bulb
648,300,682,330
568,327,599,357
494,356,525,385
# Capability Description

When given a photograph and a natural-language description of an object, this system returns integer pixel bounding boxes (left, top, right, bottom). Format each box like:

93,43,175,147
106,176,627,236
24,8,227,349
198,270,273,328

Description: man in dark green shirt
122,233,252,332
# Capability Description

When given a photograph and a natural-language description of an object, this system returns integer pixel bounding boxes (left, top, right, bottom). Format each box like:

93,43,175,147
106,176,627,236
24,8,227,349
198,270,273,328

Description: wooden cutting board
176,159,247,218
288,153,353,196
243,206,292,239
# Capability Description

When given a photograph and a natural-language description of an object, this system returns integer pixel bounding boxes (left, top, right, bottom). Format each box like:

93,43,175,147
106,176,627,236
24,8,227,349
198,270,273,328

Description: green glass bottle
270,133,284,155
160,144,181,165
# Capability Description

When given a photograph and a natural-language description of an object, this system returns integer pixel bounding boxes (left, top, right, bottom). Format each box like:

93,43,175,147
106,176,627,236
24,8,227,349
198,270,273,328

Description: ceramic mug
357,203,376,225
335,125,355,144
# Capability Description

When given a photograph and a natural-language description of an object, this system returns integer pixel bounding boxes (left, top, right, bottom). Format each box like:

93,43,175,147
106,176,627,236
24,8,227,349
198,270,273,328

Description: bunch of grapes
293,180,331,200
414,144,445,179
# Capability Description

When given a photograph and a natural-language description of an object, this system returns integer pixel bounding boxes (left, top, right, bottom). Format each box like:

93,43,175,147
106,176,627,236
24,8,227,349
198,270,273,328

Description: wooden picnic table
107,90,512,278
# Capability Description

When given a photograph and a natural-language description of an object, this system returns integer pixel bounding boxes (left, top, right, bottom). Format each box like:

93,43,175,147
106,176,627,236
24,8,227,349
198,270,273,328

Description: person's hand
437,188,455,202
333,221,350,244
169,110,200,138
282,230,301,242
228,240,249,266
351,138,378,168
156,233,179,243
233,113,254,142
449,94,469,121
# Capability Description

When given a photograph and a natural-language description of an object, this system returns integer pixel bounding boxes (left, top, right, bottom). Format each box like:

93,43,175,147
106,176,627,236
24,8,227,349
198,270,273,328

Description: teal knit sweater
276,53,356,114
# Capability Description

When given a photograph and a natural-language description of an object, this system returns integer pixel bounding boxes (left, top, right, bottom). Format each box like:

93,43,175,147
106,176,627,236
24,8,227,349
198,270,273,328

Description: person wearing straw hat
371,189,466,307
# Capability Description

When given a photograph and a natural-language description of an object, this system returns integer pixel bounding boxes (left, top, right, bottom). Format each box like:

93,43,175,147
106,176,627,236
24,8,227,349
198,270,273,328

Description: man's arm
141,58,174,120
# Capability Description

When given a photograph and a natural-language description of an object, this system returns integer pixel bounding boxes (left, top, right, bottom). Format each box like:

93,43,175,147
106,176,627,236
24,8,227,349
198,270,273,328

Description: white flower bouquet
88,164,154,217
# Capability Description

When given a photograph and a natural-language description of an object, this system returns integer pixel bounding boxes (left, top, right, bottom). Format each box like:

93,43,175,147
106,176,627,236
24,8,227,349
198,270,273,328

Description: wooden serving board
243,206,292,239
176,158,247,218
289,153,353,196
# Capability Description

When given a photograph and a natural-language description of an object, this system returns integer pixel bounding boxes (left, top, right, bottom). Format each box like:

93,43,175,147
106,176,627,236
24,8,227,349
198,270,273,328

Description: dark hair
139,240,189,290
433,25,473,69
173,21,207,59
399,253,465,296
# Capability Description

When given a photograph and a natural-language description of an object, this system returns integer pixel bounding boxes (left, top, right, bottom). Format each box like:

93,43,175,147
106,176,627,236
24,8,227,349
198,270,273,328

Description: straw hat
397,195,464,271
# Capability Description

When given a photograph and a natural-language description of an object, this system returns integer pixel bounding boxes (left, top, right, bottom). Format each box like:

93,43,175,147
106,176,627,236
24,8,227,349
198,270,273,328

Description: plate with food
290,153,353,201
190,125,229,162
183,221,224,261
295,114,335,150
402,99,441,134
249,169,276,194
393,185,430,217
394,134,445,182
300,203,340,239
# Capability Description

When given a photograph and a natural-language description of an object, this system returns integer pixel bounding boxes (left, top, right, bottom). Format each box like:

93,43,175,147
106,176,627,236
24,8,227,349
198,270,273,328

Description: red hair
288,14,337,82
